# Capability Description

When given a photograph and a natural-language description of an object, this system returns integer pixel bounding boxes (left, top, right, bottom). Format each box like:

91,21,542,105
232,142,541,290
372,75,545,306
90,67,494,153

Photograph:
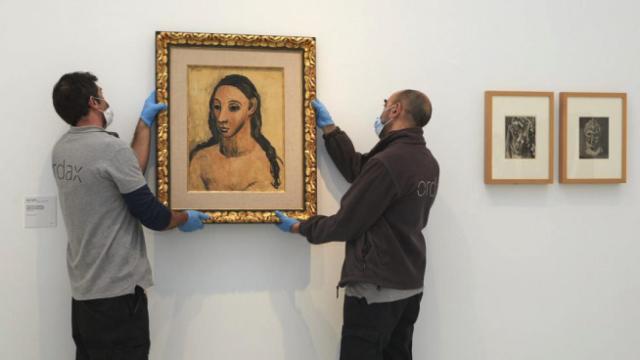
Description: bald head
394,90,432,127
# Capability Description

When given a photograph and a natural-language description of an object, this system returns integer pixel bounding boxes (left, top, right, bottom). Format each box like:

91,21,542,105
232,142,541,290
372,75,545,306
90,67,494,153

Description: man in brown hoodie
276,90,439,360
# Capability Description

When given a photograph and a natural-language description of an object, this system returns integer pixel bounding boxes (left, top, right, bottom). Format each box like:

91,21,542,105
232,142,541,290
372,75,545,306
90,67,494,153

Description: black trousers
71,286,150,360
340,293,422,360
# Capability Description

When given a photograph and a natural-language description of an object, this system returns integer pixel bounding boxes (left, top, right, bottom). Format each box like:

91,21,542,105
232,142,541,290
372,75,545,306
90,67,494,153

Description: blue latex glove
140,91,168,127
274,210,299,233
178,210,209,232
311,99,334,128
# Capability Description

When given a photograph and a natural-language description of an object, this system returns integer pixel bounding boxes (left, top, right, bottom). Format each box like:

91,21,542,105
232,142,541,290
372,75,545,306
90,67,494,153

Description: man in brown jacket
275,90,439,360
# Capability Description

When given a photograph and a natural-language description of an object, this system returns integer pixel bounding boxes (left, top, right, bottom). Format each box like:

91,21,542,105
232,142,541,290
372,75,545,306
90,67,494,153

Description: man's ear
88,96,100,111
248,98,257,115
390,101,402,118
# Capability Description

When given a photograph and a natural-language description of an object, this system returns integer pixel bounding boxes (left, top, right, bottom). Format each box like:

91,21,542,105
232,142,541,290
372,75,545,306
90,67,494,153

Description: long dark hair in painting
189,74,281,189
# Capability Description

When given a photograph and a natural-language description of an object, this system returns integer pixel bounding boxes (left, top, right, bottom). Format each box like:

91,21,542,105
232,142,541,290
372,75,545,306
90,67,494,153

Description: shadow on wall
36,128,76,360
414,198,487,359
317,133,352,203
146,135,354,359
150,218,320,360
152,225,311,294
269,291,329,360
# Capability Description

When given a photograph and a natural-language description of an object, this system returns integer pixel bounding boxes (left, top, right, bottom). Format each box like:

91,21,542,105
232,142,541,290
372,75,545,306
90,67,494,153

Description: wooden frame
560,92,627,184
155,31,317,223
485,91,554,184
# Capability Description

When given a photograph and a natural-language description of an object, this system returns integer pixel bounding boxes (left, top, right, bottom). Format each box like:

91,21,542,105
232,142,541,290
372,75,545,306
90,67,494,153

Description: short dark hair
52,72,99,126
397,89,432,127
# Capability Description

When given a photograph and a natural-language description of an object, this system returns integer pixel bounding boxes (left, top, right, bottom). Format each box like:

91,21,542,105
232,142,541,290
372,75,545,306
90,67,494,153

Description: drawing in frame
485,91,554,184
155,31,317,223
560,92,627,184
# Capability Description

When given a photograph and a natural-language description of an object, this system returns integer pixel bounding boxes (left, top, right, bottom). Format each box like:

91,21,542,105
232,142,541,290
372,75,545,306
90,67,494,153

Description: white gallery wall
1,0,639,359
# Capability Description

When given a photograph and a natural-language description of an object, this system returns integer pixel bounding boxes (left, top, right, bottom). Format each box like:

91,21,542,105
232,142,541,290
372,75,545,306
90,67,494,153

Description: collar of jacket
369,127,426,156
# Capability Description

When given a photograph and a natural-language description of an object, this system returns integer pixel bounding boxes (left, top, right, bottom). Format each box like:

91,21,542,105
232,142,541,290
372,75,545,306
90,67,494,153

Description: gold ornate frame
155,31,317,223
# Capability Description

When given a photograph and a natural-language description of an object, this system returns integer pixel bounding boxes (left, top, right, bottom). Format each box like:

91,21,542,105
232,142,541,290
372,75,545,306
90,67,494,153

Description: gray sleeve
104,147,147,194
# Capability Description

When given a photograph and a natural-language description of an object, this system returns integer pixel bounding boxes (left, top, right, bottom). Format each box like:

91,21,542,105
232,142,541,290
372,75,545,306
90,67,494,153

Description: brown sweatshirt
299,126,439,289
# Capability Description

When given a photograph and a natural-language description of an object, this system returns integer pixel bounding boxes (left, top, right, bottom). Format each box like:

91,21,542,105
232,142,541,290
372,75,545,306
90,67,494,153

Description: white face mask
102,107,114,128
374,116,394,138
374,116,385,137
375,101,398,138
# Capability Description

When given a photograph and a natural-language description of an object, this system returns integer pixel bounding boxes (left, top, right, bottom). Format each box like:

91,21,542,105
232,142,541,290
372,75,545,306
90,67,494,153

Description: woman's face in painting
212,85,256,138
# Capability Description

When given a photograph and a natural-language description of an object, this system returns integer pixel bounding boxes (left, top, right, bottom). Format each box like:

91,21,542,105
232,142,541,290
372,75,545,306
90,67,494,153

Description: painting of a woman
188,74,283,191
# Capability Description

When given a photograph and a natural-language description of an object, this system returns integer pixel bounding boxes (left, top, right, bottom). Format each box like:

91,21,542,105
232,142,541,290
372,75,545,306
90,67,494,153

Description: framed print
485,91,554,184
560,92,627,184
155,31,317,223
